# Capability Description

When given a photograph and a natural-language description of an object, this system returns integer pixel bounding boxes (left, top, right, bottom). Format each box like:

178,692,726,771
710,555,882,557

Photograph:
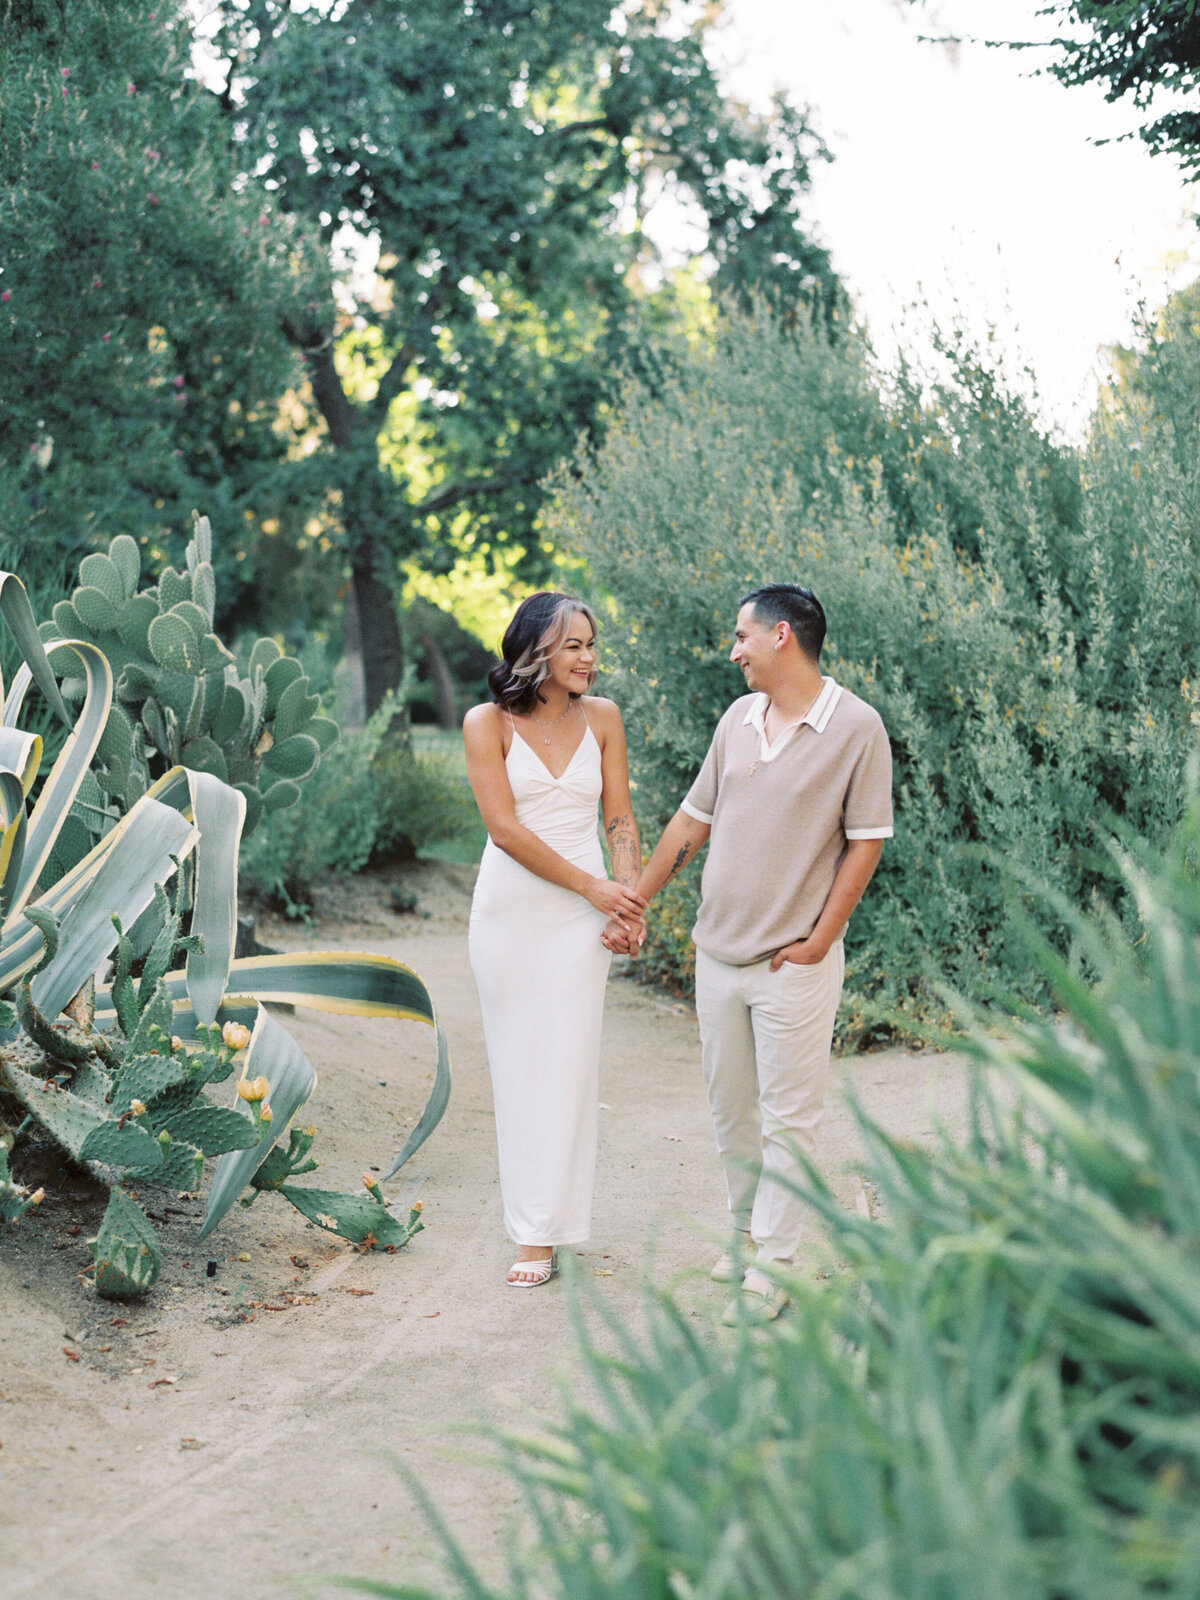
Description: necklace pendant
749,759,759,777
544,734,552,745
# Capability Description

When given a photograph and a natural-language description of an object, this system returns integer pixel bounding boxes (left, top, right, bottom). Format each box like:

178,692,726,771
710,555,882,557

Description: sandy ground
1,861,969,1600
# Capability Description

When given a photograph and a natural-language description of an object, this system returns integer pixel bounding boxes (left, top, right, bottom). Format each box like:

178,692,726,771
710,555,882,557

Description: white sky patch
712,0,1200,438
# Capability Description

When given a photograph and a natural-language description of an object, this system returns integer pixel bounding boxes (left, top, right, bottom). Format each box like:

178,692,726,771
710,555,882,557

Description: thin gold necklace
528,699,577,746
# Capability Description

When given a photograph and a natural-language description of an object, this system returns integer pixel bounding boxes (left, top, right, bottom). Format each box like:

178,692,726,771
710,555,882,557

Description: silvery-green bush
547,299,1200,1031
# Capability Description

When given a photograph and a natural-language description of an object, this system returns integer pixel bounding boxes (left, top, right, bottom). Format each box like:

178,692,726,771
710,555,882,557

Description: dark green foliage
1016,2,1200,174
0,0,323,602
238,700,477,916
350,807,1200,1600
204,0,839,712
549,299,1200,1030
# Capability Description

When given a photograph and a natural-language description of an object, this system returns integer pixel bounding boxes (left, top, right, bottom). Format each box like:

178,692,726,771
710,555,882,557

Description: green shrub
239,697,478,915
550,298,1200,1030
348,802,1200,1600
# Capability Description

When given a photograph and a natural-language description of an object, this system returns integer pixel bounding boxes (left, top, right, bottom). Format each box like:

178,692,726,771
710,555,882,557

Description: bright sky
712,0,1200,438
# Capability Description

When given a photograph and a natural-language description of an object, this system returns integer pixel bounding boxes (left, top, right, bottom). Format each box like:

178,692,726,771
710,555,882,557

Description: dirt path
1,862,969,1599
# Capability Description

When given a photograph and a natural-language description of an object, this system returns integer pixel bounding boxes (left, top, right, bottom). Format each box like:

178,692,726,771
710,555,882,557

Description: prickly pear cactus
89,1186,162,1299
39,514,338,858
0,1136,43,1224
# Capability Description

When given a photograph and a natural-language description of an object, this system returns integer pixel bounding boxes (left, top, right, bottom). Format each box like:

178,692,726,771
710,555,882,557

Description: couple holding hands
464,583,892,1319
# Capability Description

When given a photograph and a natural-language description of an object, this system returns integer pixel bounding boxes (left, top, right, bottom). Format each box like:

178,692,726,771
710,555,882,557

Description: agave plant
0,533,448,1300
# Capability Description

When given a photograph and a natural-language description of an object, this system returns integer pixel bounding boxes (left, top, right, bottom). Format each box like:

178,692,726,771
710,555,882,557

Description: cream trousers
695,940,845,1266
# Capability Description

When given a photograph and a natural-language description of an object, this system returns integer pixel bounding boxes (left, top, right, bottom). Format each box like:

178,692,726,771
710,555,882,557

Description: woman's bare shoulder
582,694,622,724
463,701,506,740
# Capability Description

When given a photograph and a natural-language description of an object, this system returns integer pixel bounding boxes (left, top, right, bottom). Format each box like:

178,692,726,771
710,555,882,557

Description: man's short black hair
740,584,826,661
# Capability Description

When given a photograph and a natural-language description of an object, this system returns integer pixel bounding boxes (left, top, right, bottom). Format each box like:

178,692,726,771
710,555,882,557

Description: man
612,584,892,1320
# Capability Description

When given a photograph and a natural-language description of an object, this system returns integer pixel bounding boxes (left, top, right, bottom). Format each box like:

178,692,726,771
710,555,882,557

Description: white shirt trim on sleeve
681,798,713,825
845,826,893,840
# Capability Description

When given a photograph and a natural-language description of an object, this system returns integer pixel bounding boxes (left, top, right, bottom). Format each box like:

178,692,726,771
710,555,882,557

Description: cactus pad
89,1189,161,1299
161,1104,259,1156
276,1183,423,1250
79,1119,164,1171
110,1052,186,1114
126,1137,204,1192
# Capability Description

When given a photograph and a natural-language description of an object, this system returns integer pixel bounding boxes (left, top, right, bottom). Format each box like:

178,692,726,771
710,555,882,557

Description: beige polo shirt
681,679,893,966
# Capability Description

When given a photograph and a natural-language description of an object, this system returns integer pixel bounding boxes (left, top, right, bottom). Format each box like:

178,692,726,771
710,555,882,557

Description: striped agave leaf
5,637,112,919
30,797,199,1021
97,949,451,1189
0,770,26,925
181,771,245,1027
0,572,70,728
197,1005,316,1242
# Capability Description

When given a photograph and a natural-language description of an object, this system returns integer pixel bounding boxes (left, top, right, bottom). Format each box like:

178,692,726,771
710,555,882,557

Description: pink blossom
62,86,68,98
91,161,99,170
1,290,9,302
92,276,102,289
103,332,111,342
61,68,70,78
258,214,269,226
173,374,185,388
242,227,250,236
146,149,160,161
127,83,137,95
147,193,158,205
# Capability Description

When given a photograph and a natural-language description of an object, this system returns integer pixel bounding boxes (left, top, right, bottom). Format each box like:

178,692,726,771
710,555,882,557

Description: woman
464,592,644,1287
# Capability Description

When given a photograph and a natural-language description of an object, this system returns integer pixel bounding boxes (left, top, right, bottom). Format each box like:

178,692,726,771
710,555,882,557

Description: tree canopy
206,0,839,711
0,0,324,618
1003,3,1200,173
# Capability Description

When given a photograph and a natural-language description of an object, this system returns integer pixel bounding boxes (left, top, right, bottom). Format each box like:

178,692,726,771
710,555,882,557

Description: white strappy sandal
506,1248,559,1288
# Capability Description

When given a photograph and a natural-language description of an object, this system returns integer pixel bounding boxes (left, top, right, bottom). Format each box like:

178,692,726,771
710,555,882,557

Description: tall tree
935,2,1200,174
0,0,323,618
208,0,838,714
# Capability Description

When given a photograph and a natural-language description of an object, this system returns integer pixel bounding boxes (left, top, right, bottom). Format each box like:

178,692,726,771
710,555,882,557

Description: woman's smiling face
542,611,597,696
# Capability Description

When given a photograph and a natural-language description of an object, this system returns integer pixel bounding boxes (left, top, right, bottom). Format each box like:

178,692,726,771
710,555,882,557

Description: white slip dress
468,713,612,1245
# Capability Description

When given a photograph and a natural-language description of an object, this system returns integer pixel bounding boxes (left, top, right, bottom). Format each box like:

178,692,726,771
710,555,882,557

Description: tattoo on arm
666,843,693,883
606,815,640,887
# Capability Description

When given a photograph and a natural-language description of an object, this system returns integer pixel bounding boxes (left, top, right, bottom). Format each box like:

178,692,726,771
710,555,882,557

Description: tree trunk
350,537,405,720
423,632,459,730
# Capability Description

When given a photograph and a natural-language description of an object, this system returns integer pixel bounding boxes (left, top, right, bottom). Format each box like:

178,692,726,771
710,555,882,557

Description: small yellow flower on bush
236,1075,270,1102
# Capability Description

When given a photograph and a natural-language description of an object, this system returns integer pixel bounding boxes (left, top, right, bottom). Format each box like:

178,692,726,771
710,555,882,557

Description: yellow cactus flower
237,1075,270,1102
129,1099,147,1117
170,1036,183,1052
29,1187,44,1205
222,1021,253,1052
259,1103,273,1122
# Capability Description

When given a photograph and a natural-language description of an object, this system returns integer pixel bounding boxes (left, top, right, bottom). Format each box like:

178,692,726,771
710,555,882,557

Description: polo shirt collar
744,677,842,741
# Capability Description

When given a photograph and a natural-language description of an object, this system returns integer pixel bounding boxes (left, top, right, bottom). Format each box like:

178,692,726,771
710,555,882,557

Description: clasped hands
588,877,646,956
601,912,646,956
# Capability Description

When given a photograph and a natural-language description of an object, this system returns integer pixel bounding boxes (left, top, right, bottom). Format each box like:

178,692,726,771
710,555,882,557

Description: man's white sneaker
709,1236,758,1283
721,1265,789,1325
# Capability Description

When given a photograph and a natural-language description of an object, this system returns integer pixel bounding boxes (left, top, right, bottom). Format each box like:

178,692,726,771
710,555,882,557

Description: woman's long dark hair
488,592,598,714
